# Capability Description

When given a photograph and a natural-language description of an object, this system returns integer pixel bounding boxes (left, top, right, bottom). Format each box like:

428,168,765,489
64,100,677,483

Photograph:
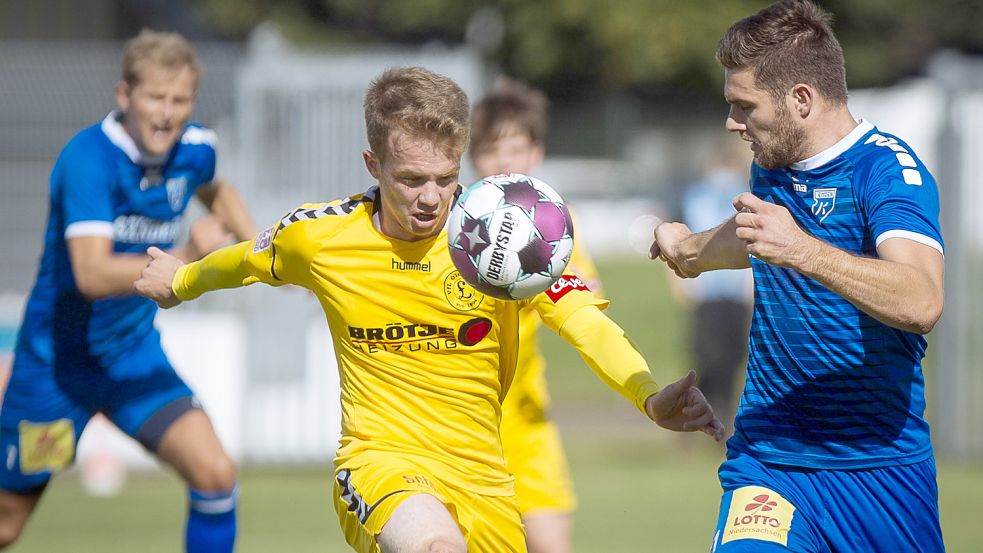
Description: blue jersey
730,120,944,469
15,112,217,370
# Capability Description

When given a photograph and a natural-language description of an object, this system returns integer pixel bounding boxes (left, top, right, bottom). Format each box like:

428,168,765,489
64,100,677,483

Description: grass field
10,257,983,552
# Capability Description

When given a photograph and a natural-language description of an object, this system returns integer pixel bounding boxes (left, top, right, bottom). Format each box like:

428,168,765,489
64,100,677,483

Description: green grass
9,256,983,552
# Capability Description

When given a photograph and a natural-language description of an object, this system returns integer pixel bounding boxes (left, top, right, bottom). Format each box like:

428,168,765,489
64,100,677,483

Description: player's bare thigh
377,493,467,553
155,409,237,491
523,512,571,553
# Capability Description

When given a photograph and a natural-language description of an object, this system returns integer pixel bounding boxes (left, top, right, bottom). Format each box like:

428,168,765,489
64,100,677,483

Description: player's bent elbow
904,298,943,335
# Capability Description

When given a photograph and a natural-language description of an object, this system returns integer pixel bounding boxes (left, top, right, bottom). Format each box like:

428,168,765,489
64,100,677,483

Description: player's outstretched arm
135,239,260,308
554,304,724,441
644,370,725,441
650,216,750,278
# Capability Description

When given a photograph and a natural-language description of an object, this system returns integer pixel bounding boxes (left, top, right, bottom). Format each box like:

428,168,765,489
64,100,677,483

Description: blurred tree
197,0,983,92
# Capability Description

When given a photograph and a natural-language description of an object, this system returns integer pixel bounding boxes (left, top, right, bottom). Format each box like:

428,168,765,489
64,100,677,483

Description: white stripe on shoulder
181,127,218,146
65,220,114,239
875,230,943,255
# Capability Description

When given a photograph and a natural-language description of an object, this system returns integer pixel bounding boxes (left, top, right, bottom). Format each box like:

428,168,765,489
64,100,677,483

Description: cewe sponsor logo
545,275,590,303
721,486,796,546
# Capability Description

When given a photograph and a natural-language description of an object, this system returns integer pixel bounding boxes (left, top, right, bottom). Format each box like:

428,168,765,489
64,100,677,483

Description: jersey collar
100,111,169,167
790,119,874,172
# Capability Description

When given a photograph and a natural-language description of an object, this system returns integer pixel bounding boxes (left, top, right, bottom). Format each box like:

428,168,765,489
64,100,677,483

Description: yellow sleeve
526,274,659,414
557,304,661,414
172,206,318,300
172,240,261,301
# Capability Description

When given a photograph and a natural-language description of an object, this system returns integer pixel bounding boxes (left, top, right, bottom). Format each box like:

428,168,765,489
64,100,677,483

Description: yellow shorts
332,456,527,553
500,415,576,516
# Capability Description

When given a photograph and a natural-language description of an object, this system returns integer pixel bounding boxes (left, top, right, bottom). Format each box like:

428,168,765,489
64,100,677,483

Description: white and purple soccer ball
448,173,574,300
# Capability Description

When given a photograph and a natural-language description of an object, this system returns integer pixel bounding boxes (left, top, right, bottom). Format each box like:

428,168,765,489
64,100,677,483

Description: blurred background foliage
197,0,983,97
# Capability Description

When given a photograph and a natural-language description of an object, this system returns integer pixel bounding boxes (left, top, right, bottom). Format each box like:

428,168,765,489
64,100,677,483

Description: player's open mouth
413,213,437,225
151,125,173,141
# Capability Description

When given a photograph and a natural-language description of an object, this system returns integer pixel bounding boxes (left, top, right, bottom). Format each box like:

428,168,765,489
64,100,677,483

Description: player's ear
115,80,131,113
362,149,381,180
790,83,814,119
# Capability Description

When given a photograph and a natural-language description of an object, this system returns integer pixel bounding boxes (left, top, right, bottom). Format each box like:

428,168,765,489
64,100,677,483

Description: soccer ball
448,173,574,300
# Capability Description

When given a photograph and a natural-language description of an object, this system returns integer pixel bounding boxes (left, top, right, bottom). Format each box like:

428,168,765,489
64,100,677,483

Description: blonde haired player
0,30,255,552
470,77,599,553
136,66,724,553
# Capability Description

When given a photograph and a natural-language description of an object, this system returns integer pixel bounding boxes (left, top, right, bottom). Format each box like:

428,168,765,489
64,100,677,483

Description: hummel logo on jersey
139,166,164,190
391,258,431,272
280,194,369,228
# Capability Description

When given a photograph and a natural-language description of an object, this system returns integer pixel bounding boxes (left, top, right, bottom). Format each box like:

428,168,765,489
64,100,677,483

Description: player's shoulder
59,120,114,161
172,122,218,165
179,122,218,149
844,123,928,184
277,187,378,232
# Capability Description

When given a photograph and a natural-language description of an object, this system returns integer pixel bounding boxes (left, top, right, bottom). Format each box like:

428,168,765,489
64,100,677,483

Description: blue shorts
0,331,197,493
710,451,944,553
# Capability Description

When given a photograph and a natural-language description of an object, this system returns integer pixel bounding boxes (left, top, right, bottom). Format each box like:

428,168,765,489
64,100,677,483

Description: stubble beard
754,105,809,170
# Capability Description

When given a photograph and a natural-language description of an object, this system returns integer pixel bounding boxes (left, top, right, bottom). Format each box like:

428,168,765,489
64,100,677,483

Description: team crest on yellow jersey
443,270,484,312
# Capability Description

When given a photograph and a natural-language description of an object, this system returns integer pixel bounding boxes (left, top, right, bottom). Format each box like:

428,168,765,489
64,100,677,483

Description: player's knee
190,453,238,491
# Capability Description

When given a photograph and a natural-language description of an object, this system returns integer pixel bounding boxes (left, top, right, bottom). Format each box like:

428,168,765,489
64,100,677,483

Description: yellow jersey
173,186,659,496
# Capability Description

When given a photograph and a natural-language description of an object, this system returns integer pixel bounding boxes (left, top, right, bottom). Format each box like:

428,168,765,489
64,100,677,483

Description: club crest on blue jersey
811,188,836,223
166,177,188,212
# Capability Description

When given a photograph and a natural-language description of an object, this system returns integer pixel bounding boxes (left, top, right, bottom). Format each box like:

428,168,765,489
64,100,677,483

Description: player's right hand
134,247,184,309
650,222,700,278
644,370,726,442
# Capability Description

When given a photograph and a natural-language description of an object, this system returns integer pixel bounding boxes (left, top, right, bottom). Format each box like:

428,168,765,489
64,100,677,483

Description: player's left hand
134,247,184,309
733,192,816,268
645,370,726,442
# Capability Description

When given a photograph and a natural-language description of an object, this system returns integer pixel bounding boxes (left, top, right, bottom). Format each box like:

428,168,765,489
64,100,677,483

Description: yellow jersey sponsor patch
19,419,75,474
722,485,796,546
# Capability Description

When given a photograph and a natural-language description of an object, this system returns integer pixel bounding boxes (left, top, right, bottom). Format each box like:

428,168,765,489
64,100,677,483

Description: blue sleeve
184,125,218,194
859,154,944,253
57,142,115,228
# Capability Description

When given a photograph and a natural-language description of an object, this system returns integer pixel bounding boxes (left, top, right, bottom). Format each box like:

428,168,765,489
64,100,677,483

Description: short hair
470,77,549,153
716,0,848,105
363,67,471,159
121,29,203,88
